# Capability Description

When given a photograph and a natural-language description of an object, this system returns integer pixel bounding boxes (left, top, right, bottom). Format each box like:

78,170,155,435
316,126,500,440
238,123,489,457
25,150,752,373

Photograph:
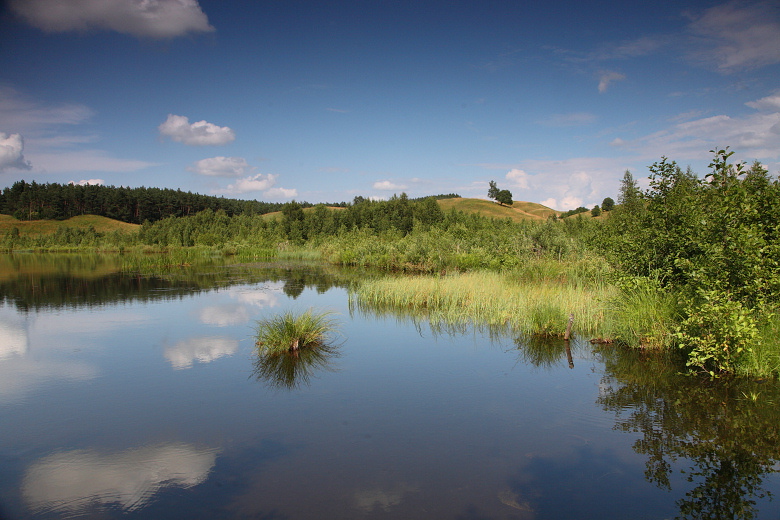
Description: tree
487,180,499,201
591,205,601,217
601,197,615,212
496,189,513,206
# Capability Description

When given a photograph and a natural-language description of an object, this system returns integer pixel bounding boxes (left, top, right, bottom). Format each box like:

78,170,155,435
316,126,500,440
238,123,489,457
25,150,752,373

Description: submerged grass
352,268,616,338
255,309,341,354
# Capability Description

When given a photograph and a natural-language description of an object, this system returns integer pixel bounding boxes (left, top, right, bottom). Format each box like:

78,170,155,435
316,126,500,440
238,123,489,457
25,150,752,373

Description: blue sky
0,0,778,209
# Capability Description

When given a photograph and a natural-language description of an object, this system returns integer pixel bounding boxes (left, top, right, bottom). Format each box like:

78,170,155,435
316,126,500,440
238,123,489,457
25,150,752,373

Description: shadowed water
1,253,779,520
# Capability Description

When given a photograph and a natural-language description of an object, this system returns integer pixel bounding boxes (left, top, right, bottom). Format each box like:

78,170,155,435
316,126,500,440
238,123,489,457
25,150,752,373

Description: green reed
352,269,615,338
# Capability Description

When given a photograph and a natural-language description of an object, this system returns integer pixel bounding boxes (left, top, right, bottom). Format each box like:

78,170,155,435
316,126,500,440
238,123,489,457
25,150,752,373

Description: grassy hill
437,197,558,222
0,214,140,236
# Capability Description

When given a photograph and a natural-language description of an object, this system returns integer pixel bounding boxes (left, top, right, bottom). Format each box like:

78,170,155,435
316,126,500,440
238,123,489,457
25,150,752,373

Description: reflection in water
198,304,250,326
0,253,355,311
0,357,98,403
165,336,239,369
597,347,780,520
22,443,218,514
0,314,27,359
253,343,340,390
353,482,419,513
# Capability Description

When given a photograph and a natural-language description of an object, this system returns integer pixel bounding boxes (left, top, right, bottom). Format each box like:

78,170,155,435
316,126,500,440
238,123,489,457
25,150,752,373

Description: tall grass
352,268,616,338
255,309,341,354
602,280,680,349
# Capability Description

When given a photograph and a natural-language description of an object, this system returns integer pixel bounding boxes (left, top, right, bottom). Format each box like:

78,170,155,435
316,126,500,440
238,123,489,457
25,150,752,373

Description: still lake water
1,254,779,520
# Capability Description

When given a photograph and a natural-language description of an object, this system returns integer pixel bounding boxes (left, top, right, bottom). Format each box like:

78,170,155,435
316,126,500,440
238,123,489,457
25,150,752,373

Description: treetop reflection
597,346,780,520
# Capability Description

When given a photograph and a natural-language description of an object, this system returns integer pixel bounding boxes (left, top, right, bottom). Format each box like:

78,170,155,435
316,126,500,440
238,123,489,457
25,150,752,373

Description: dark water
1,253,779,520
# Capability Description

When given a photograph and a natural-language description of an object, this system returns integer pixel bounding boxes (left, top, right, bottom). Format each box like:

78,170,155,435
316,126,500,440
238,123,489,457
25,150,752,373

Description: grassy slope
0,214,140,235
437,197,558,222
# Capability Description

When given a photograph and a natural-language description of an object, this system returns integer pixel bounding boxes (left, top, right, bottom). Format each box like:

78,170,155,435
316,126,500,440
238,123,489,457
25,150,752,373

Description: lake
1,253,779,519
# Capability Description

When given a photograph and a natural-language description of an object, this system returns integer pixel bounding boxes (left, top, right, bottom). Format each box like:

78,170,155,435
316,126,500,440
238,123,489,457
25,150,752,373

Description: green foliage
255,309,340,355
559,206,589,218
496,189,513,206
591,205,601,217
487,180,499,201
601,148,780,374
675,290,759,375
601,197,615,212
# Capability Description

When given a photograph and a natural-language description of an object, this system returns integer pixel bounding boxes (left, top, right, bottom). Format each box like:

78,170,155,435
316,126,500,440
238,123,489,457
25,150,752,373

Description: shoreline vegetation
2,148,779,377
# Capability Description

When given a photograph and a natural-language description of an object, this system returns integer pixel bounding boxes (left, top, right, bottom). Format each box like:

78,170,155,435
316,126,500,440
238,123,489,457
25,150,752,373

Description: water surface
1,253,779,519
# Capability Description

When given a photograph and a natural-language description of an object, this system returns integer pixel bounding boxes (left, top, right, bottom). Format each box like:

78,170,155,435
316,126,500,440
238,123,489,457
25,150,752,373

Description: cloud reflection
22,443,218,514
198,304,249,326
0,316,28,359
165,336,239,369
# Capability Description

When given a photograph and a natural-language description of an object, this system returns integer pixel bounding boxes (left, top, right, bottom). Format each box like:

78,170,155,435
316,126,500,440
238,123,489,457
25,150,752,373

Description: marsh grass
603,282,679,349
255,309,341,354
352,269,615,338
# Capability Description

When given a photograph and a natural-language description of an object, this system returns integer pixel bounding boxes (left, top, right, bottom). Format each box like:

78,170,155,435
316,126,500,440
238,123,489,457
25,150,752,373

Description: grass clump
255,309,340,354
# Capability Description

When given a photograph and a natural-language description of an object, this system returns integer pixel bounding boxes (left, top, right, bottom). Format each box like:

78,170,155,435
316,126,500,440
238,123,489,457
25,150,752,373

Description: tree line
0,180,329,223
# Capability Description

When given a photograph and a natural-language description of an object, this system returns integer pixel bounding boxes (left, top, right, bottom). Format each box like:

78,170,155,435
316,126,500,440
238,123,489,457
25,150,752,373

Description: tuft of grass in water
352,269,615,338
255,309,340,355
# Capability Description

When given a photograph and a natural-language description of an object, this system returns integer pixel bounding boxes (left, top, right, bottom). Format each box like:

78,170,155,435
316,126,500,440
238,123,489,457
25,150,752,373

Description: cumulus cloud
69,178,104,185
189,156,250,177
746,92,780,112
686,1,780,72
9,0,214,39
373,180,408,191
216,173,277,194
598,71,626,93
0,132,32,171
264,187,298,198
505,169,530,190
158,114,235,146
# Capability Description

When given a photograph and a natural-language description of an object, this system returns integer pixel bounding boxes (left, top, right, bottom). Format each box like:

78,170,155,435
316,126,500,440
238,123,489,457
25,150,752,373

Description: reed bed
352,270,616,338
255,309,341,355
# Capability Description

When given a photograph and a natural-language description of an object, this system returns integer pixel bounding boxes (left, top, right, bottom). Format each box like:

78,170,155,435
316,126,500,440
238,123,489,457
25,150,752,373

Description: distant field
0,215,140,235
437,197,558,222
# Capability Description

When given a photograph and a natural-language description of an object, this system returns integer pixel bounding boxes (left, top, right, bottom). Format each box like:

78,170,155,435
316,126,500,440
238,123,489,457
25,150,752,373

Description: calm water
1,253,779,520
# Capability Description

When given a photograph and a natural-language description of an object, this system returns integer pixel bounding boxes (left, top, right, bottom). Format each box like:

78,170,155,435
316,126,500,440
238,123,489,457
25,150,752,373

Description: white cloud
230,286,282,308
746,92,780,112
216,173,277,195
189,156,250,177
264,187,298,198
505,169,530,190
0,86,93,131
69,178,105,186
164,336,238,369
0,132,31,171
373,180,408,191
598,71,626,93
686,1,780,72
615,96,780,161
10,0,214,39
158,114,235,146
22,443,218,513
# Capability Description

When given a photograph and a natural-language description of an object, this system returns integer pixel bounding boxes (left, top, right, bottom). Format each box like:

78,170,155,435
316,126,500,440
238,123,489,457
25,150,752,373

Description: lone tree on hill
488,180,513,206
496,189,513,206
601,197,615,212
